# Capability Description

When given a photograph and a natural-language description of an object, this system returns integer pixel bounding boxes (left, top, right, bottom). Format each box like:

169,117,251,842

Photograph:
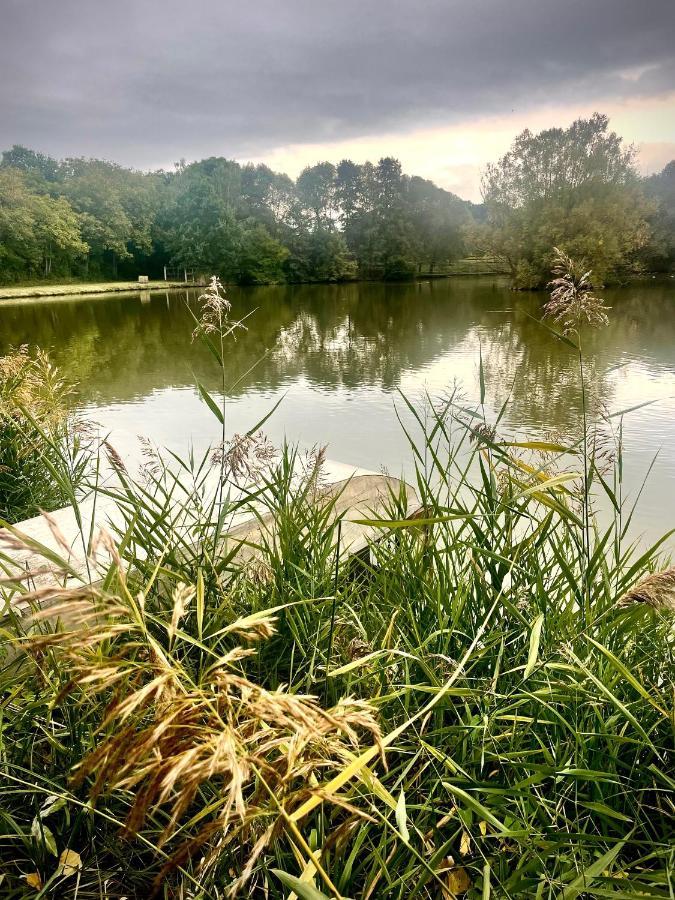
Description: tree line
0,113,673,287
0,149,472,284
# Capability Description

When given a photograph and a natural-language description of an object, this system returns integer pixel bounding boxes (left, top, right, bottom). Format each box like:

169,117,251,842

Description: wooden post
163,266,167,281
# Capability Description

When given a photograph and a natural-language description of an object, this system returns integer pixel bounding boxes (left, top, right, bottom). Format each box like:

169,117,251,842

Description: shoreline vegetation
1,268,673,897
0,258,511,301
1,114,673,293
3,266,671,303
0,280,197,300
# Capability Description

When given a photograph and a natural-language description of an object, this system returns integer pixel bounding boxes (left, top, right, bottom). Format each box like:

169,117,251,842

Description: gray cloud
1,0,674,169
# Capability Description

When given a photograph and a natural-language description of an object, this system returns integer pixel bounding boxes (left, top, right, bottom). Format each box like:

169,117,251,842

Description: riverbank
0,280,201,300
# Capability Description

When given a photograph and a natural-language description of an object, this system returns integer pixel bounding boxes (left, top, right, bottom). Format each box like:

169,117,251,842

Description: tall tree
1,145,59,183
642,160,675,271
295,162,337,230
0,168,87,279
59,158,156,276
476,114,653,287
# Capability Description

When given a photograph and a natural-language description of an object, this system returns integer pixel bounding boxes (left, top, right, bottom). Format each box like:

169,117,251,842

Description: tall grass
0,272,673,898
0,346,91,524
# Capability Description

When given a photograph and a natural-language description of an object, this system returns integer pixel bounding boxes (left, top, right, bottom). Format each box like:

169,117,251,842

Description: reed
0,346,91,523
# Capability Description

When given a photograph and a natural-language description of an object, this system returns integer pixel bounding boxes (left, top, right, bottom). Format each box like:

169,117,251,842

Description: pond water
1,276,674,544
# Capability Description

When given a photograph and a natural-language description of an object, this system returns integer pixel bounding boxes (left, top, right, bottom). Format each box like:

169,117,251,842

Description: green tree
406,176,469,273
285,230,356,282
1,144,59,183
237,222,289,284
295,162,337,230
1,144,477,286
0,168,87,279
643,160,675,271
59,159,156,276
477,113,653,287
241,163,294,229
160,157,244,278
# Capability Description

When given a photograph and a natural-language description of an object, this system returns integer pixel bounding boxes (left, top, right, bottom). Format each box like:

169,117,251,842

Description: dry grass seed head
193,275,247,341
25,593,381,892
212,430,276,484
544,247,610,333
619,568,675,611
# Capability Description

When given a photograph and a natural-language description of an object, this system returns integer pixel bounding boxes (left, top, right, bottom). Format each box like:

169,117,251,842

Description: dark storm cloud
1,0,674,167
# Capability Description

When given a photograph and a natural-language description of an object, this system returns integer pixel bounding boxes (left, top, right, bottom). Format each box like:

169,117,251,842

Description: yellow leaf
57,849,82,877
25,872,42,890
459,830,471,856
479,820,488,836
442,864,472,897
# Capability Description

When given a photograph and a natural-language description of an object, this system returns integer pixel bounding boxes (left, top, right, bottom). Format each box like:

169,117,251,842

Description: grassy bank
0,275,673,898
0,281,197,300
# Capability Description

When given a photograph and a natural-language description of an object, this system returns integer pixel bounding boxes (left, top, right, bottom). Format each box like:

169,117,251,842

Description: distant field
0,281,196,300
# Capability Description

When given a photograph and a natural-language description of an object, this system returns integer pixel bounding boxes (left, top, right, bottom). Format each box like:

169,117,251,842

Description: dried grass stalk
21,578,381,895
619,568,675,611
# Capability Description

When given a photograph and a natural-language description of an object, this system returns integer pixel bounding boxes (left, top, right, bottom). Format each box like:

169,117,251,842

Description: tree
160,157,244,278
0,168,87,279
1,145,59,183
295,162,337,230
477,114,653,287
285,230,356,283
241,164,294,228
59,159,157,276
406,176,469,273
642,160,675,271
335,159,366,228
1,144,478,285
237,223,288,284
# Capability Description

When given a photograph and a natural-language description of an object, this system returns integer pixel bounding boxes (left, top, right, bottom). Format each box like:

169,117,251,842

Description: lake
1,276,674,544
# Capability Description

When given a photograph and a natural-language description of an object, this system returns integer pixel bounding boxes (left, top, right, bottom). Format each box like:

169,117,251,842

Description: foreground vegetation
1,114,673,289
0,272,673,897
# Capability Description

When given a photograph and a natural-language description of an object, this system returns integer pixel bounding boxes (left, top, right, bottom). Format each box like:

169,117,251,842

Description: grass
0,347,91,523
0,281,195,300
0,275,673,898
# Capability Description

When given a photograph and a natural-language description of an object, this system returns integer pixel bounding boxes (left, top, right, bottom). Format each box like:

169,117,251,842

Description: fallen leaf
57,849,82,877
479,820,488,836
440,859,472,898
459,830,471,856
25,872,42,890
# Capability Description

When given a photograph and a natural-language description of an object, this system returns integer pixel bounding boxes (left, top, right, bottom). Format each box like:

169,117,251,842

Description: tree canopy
0,147,472,284
475,114,661,287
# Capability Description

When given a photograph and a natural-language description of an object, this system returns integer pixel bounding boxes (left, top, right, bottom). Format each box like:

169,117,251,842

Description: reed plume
620,567,675,611
544,247,610,333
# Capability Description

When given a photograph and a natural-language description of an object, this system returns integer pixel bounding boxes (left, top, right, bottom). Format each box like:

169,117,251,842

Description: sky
1,0,674,201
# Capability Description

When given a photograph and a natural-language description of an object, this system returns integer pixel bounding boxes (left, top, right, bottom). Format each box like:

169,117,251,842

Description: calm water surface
1,276,674,542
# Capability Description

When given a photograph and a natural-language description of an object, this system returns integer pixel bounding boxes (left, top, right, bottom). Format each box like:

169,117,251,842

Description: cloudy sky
1,0,674,200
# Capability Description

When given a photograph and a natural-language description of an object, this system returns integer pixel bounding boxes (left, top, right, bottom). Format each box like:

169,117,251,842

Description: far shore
0,280,201,301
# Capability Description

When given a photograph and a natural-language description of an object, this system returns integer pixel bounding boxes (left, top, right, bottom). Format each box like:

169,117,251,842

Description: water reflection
1,276,674,540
